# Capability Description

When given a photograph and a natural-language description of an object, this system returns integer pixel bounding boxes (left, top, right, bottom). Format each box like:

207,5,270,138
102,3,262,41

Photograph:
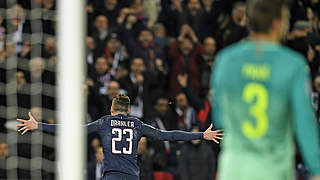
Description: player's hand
203,124,224,144
16,112,39,135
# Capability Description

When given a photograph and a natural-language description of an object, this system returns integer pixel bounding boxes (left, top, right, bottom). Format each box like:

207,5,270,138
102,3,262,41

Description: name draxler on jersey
111,120,135,128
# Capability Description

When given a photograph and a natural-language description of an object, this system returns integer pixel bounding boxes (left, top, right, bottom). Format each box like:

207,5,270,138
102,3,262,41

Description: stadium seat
153,171,174,180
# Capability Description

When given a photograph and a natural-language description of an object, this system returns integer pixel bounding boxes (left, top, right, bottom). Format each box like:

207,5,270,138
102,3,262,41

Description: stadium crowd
0,0,320,179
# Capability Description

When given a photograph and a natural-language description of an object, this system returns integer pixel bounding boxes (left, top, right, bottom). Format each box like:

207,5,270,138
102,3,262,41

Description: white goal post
57,0,86,179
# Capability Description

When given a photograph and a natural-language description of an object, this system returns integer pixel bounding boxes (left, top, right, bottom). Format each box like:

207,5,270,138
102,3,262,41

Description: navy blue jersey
38,114,203,177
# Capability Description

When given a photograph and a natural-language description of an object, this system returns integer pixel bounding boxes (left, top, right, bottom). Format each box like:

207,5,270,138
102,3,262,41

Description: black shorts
103,171,139,180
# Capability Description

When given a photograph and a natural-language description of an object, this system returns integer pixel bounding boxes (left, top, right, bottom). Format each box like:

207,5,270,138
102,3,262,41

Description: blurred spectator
88,146,104,180
177,74,212,130
10,71,31,110
103,80,120,115
138,137,154,180
286,21,320,78
86,36,98,66
104,33,128,76
287,20,312,54
159,0,184,37
178,0,209,40
28,57,55,110
147,95,179,172
123,27,166,72
89,57,112,95
178,127,216,180
306,7,320,32
0,141,8,179
220,1,248,46
153,23,170,65
42,37,56,58
201,0,223,38
290,0,308,28
149,95,178,130
28,57,53,84
93,0,122,29
119,57,149,118
92,15,110,54
313,75,320,121
169,25,202,97
85,79,106,121
88,136,102,163
5,4,31,53
175,92,198,130
41,0,56,35
198,36,216,98
119,57,166,119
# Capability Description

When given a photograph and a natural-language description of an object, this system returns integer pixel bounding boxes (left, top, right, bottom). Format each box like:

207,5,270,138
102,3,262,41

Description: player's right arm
141,123,223,144
16,112,103,134
290,60,320,177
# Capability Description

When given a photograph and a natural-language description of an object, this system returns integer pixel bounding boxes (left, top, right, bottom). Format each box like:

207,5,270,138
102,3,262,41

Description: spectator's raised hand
203,124,224,144
126,15,137,28
171,0,183,12
178,24,191,41
177,74,188,88
187,27,198,43
16,112,39,135
120,8,131,16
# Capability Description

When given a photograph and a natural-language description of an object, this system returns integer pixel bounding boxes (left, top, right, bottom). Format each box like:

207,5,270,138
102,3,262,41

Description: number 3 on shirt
112,128,133,154
242,83,269,139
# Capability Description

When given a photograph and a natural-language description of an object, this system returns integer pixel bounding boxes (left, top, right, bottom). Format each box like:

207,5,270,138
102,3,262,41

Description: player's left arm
291,61,320,176
141,123,223,144
16,112,102,135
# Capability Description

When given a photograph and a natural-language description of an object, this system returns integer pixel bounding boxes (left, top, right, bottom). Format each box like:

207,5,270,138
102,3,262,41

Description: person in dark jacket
119,57,166,119
178,126,216,180
168,25,202,97
137,137,154,180
88,146,104,180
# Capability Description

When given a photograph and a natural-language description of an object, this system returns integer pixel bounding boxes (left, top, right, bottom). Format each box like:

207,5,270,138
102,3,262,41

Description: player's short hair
247,0,290,33
112,94,130,112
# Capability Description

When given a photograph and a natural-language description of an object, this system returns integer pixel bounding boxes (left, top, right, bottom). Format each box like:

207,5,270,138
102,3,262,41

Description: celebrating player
16,94,223,180
210,0,320,180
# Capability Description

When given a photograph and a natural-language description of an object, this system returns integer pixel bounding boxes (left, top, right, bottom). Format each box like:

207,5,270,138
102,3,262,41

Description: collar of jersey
243,40,281,50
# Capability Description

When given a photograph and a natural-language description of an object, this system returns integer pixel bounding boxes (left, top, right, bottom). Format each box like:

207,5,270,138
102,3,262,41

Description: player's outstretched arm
142,123,223,144
16,112,58,134
16,112,103,135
